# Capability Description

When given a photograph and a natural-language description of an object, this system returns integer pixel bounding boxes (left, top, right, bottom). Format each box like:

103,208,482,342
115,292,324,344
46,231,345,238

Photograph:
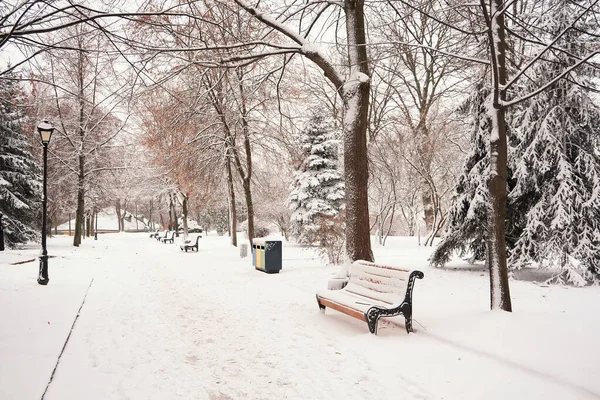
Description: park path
42,234,431,400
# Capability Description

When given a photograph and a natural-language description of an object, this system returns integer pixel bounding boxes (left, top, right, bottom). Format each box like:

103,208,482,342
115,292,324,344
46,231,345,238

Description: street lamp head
37,120,55,145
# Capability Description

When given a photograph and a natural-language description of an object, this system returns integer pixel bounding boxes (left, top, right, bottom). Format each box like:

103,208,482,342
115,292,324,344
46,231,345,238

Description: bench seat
316,260,424,335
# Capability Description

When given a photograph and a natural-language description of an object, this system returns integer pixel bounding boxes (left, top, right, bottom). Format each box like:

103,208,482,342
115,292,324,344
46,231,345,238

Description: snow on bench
316,260,424,335
180,235,202,252
161,231,176,244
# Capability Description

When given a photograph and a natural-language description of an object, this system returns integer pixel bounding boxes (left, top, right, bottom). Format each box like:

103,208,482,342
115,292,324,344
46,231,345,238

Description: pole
0,213,4,251
38,143,49,285
95,206,98,240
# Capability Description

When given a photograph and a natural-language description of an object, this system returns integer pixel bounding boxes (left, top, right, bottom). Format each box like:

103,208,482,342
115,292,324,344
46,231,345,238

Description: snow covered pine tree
507,1,600,286
287,113,345,264
0,73,42,248
431,79,492,266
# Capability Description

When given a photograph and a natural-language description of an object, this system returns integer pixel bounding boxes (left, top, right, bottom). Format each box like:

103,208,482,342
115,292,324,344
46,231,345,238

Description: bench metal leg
405,316,413,334
316,295,326,312
366,308,380,335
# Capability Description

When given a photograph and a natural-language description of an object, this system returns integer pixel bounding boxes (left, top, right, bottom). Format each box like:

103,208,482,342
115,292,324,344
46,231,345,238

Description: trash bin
240,243,248,258
252,239,282,273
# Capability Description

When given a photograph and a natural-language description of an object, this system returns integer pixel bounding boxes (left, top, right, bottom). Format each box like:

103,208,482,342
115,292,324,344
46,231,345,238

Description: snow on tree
0,73,42,248
507,1,600,286
430,78,491,266
287,113,345,263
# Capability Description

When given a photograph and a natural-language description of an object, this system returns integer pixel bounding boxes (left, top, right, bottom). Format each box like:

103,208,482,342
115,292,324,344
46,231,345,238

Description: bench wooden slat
318,298,367,322
351,262,409,281
355,260,411,273
344,283,398,305
353,274,406,293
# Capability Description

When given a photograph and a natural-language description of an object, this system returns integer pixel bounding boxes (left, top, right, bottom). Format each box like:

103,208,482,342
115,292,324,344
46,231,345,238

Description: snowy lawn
1,233,598,400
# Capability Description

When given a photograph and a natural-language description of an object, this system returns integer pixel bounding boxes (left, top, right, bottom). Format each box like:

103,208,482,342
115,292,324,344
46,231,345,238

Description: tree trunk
170,195,179,236
148,199,154,231
342,0,374,262
168,196,174,231
225,155,237,246
182,194,189,240
235,69,255,245
73,46,86,247
486,0,512,311
91,209,95,237
417,124,435,234
115,199,123,232
86,212,91,237
73,168,84,247
243,179,254,242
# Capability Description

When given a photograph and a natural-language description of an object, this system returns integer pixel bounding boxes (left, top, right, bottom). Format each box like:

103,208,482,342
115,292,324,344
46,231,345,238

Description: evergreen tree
287,113,345,262
430,78,490,266
433,1,600,286
0,74,42,248
507,2,600,285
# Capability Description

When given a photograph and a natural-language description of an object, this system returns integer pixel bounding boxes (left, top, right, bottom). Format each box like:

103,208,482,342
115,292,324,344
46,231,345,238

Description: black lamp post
37,120,54,285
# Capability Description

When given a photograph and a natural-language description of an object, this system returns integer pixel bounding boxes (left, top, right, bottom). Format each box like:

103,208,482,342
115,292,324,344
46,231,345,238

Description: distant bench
180,235,202,252
156,230,168,241
161,231,176,244
316,260,424,335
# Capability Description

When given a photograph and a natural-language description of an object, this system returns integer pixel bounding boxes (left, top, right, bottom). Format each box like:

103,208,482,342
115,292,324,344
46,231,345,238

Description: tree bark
73,166,84,246
417,124,435,233
181,193,189,239
486,0,512,311
73,46,86,247
115,199,123,232
342,0,374,262
85,212,91,237
235,69,254,244
170,194,179,236
225,155,238,246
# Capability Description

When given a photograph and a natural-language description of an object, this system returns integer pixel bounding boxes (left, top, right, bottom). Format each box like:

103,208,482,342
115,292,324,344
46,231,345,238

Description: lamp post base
38,255,49,285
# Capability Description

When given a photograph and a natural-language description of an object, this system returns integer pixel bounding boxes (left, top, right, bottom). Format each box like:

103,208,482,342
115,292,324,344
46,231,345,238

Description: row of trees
0,0,598,312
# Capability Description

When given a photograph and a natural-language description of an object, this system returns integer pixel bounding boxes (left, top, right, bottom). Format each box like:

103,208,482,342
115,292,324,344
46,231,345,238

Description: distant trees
30,22,133,246
0,72,41,248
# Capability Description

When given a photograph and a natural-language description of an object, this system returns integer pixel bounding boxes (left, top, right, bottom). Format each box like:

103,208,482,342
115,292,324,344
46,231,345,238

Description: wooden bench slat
344,287,395,305
352,274,406,293
351,262,409,281
318,298,367,322
356,260,411,272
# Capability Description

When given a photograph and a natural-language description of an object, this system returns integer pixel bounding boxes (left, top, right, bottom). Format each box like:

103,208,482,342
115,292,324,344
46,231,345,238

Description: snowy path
42,235,429,400
2,233,600,399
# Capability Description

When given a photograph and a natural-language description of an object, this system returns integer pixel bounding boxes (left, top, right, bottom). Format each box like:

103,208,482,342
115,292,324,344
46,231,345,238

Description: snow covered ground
1,233,598,400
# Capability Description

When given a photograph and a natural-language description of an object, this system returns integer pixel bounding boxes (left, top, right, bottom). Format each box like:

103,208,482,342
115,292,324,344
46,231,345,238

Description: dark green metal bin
252,239,282,273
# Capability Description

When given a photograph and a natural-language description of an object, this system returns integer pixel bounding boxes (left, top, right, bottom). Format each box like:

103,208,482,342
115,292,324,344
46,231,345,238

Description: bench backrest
344,260,411,305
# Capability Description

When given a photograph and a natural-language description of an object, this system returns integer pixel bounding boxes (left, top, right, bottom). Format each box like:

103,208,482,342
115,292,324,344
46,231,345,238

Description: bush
316,214,345,265
239,219,270,238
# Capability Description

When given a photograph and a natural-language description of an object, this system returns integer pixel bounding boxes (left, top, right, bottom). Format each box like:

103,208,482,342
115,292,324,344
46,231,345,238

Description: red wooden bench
316,260,424,334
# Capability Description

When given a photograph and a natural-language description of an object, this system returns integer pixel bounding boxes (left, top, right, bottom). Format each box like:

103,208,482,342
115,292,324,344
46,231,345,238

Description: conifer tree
287,113,345,262
430,79,490,266
507,1,600,285
0,74,42,248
